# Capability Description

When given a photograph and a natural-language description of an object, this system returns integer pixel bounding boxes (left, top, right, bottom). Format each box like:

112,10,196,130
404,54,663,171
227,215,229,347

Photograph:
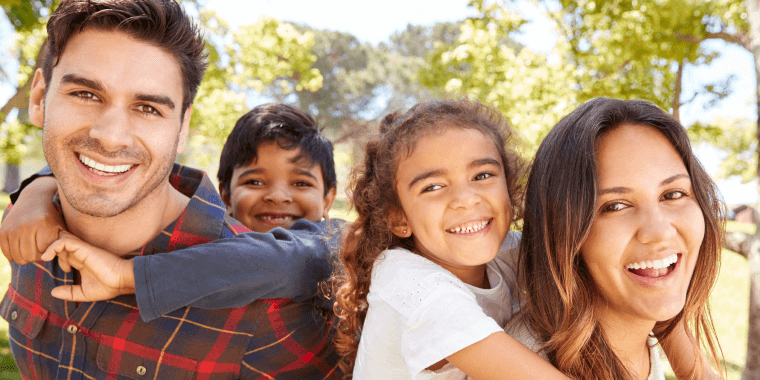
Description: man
0,1,340,378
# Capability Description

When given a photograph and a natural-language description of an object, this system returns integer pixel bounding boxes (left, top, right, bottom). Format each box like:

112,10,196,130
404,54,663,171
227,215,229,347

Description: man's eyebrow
135,93,176,110
60,74,105,92
599,174,691,196
409,169,447,190
469,157,502,170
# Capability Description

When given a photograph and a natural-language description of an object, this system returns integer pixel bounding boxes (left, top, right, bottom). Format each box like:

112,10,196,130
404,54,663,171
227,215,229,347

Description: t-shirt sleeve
372,250,503,379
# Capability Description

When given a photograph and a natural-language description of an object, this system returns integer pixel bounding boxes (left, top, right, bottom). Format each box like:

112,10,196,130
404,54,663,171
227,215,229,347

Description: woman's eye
663,190,686,200
422,184,443,193
474,172,494,181
601,202,627,213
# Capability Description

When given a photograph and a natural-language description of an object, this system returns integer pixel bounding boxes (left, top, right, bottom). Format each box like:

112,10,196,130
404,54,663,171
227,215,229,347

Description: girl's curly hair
331,99,524,376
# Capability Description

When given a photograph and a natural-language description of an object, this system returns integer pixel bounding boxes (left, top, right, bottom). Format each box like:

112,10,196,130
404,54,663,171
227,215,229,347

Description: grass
0,194,751,378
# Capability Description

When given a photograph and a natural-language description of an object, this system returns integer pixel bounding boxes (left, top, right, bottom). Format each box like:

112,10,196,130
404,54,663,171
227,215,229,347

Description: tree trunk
2,163,19,194
744,0,760,378
672,60,683,122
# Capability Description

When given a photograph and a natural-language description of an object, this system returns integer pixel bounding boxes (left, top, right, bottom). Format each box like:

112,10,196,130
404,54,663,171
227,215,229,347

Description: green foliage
0,120,39,165
693,117,757,182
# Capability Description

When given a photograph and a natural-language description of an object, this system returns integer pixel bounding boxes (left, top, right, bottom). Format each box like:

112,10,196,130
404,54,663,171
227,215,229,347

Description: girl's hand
42,231,136,301
0,176,64,264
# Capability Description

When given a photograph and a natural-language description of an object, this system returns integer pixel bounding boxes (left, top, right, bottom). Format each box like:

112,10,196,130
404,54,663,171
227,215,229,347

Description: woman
508,97,724,379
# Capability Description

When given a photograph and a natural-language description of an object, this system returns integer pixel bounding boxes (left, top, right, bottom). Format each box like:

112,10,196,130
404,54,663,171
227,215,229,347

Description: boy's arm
46,218,342,322
133,218,341,321
0,169,64,264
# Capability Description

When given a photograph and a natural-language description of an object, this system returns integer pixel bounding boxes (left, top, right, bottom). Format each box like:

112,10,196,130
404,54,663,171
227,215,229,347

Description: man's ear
218,183,233,216
176,106,192,155
388,207,412,238
321,186,338,219
29,69,46,128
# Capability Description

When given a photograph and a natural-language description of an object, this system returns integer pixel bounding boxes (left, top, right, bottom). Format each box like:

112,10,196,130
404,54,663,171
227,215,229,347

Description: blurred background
0,0,757,378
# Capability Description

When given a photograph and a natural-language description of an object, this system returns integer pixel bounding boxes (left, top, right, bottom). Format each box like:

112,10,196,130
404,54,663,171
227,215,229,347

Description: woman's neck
598,310,655,380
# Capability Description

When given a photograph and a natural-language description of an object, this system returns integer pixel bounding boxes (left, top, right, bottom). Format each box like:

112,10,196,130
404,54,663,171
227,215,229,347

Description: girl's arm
659,321,724,380
446,331,572,380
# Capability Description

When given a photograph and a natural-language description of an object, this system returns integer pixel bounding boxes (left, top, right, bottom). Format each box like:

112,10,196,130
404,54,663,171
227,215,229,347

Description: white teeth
259,215,295,221
626,254,678,270
448,220,489,234
79,154,133,175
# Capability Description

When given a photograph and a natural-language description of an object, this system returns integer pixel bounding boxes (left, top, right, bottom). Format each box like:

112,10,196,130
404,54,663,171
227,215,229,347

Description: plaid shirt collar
53,163,228,256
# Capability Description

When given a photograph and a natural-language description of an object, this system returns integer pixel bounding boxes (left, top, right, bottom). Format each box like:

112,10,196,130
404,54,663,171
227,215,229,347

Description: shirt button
136,366,147,375
67,325,78,334
10,311,17,320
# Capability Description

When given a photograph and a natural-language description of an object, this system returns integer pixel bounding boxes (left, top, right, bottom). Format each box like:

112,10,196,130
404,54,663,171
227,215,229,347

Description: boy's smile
392,126,511,287
221,141,336,232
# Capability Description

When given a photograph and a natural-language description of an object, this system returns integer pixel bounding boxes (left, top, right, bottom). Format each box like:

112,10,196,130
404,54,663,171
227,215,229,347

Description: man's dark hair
43,0,207,115
218,103,337,197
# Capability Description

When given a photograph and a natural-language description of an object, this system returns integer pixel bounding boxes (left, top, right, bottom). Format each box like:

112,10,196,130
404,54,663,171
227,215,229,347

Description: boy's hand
42,231,136,302
0,176,65,264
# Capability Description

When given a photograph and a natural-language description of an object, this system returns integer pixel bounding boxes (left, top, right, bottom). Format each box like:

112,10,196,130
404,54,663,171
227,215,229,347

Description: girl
333,99,571,379
507,97,724,379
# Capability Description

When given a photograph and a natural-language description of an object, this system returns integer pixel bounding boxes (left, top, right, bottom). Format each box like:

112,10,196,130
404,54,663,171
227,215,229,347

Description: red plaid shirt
1,164,341,379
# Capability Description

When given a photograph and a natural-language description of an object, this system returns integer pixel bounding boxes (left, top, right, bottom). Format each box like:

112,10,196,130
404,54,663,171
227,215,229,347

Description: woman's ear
388,208,412,238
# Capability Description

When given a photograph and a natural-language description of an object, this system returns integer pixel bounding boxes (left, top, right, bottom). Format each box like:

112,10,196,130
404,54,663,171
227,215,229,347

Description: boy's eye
244,179,263,186
474,172,495,181
422,184,443,193
294,181,313,187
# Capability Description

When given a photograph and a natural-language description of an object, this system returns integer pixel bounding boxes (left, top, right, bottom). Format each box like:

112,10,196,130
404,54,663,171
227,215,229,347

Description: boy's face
220,141,336,232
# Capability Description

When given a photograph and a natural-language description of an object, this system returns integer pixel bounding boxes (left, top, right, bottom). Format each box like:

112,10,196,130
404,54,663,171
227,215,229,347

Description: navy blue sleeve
133,218,345,322
9,166,53,204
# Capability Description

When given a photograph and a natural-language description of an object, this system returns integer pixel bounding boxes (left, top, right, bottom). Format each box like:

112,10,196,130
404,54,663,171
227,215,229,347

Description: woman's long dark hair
518,97,724,379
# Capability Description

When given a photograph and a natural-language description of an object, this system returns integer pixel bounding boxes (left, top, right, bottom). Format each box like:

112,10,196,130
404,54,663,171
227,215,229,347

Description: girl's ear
388,208,412,238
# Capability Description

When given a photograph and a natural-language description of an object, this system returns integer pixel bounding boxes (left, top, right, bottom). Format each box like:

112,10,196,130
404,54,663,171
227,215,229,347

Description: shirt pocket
96,343,199,380
0,285,49,339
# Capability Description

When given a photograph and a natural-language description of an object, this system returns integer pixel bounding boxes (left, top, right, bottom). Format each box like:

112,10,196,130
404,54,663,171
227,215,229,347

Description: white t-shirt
505,317,665,380
353,232,521,380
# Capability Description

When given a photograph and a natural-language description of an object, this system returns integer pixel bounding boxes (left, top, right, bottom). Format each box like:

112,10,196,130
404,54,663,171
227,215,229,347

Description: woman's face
580,124,704,327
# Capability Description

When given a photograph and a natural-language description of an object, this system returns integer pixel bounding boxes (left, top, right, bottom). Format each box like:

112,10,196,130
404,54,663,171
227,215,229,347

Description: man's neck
61,183,191,255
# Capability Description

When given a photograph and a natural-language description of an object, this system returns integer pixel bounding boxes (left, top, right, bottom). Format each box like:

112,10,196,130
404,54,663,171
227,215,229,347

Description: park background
0,0,757,378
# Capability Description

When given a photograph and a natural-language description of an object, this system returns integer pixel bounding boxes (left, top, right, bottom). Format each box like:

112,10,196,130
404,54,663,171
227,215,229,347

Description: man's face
220,141,336,232
30,29,190,217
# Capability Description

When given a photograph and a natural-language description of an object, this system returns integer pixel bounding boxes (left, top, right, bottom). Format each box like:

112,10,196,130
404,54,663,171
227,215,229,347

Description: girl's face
392,127,512,284
580,124,704,328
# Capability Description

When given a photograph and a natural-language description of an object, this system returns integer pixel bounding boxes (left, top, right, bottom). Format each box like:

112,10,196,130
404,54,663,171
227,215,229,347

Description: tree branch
0,39,48,120
674,31,751,50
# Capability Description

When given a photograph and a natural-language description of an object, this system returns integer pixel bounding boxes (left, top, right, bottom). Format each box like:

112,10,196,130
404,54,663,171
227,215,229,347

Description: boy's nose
263,184,293,203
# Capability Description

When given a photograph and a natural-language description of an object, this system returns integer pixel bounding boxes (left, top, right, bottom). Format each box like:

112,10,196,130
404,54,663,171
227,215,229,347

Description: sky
0,0,757,204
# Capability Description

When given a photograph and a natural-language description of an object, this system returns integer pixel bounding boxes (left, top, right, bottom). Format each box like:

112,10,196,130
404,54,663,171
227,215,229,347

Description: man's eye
72,91,99,102
137,105,161,116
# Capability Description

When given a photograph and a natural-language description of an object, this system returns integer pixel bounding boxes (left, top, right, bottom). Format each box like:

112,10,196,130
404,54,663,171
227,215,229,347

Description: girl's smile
391,126,512,287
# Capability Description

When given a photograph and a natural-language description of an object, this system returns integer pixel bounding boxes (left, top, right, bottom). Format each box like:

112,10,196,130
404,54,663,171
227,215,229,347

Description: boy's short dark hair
44,0,206,115
218,103,337,197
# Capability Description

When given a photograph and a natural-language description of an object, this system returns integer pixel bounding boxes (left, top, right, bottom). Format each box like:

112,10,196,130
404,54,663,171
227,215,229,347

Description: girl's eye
72,91,99,102
422,184,443,193
601,202,628,213
663,190,686,201
474,172,495,181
